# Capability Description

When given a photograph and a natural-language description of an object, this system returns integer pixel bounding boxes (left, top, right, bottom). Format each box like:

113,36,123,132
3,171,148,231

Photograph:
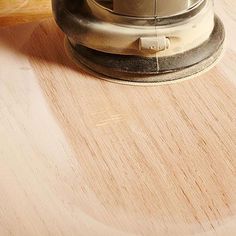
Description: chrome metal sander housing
52,0,225,84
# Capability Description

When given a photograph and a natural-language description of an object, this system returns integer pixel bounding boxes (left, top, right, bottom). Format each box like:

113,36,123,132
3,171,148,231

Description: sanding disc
65,16,225,85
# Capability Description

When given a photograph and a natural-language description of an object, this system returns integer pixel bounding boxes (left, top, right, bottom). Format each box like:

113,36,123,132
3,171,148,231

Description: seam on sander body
154,0,160,72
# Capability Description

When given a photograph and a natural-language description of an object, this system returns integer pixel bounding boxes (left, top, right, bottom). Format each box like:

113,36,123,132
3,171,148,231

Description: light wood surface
0,1,236,235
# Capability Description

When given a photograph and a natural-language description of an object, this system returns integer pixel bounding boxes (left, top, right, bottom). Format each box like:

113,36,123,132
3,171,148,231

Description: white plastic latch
139,36,170,53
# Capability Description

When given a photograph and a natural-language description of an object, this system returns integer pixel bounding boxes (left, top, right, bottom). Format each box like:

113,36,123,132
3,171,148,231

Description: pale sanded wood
0,0,235,235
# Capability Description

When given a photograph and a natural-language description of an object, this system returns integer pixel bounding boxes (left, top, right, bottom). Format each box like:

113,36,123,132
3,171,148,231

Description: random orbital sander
52,0,225,84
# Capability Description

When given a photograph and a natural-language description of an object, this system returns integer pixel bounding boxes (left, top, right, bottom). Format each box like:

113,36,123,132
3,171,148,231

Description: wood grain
0,0,235,235
0,0,51,26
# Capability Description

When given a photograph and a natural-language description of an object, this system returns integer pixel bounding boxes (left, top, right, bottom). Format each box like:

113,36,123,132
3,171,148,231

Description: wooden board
0,0,236,235
0,0,51,26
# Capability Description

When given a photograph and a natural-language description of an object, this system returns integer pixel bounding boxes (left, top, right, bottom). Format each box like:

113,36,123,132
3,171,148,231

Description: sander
52,0,225,84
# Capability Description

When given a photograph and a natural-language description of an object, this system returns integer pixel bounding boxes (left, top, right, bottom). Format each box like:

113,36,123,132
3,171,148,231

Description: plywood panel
0,0,235,235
